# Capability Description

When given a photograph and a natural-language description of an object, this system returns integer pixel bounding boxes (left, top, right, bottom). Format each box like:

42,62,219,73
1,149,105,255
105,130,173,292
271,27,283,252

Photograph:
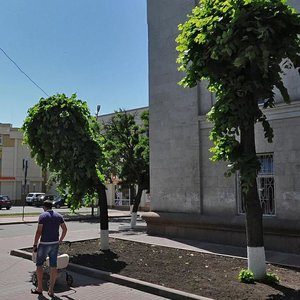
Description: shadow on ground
266,283,300,299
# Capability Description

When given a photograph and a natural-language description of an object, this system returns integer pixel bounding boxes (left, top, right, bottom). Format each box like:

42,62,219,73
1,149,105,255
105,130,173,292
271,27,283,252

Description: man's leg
48,244,59,296
36,266,43,293
48,267,58,295
34,245,47,293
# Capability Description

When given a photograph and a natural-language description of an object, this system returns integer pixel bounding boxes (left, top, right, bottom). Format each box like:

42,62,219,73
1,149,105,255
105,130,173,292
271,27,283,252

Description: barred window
237,153,275,215
114,185,130,207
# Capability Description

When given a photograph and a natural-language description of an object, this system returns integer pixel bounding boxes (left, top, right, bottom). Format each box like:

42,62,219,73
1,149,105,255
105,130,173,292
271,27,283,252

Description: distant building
98,106,150,211
0,123,44,202
99,106,148,125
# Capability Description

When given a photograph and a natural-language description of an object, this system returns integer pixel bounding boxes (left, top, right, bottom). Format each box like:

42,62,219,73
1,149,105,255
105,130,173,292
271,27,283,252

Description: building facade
145,0,300,253
0,123,44,202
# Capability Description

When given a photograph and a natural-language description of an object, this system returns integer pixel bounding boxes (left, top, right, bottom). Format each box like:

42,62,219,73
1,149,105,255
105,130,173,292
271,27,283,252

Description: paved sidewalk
0,211,170,300
2,210,300,300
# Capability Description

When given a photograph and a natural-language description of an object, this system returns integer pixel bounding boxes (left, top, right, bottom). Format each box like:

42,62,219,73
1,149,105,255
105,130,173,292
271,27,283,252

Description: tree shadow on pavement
76,217,132,224
266,284,300,300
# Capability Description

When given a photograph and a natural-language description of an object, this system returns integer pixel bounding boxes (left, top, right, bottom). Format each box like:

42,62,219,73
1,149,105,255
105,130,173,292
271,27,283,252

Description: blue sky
0,0,148,128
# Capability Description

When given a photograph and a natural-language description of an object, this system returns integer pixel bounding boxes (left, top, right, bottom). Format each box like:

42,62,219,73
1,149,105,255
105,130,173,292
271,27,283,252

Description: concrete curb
10,248,213,300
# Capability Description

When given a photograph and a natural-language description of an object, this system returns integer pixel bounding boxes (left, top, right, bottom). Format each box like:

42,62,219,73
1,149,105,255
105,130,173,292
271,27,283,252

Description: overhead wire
0,47,49,97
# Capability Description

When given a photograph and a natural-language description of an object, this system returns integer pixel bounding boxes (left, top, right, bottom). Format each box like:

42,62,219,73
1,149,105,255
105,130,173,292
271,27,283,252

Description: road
0,205,92,215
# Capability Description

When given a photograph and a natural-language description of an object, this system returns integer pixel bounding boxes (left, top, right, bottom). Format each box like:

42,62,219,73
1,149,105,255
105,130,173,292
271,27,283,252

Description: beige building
0,123,44,202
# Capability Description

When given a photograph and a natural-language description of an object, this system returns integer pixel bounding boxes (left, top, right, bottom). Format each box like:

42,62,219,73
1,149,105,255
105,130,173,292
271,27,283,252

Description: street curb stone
10,248,213,300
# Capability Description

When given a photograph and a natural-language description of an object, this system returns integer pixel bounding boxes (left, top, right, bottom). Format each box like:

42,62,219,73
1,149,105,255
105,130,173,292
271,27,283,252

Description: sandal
31,288,42,294
47,291,54,298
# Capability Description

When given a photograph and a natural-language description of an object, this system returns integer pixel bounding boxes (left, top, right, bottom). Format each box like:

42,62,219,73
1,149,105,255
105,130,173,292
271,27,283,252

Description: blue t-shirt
38,210,64,244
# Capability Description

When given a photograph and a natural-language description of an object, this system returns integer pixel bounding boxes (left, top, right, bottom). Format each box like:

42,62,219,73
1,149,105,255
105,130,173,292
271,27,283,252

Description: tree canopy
22,93,106,209
176,0,300,279
176,0,300,190
102,109,149,211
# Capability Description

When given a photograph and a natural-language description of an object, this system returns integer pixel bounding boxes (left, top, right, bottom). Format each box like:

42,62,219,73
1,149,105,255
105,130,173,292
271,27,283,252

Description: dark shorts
36,243,59,267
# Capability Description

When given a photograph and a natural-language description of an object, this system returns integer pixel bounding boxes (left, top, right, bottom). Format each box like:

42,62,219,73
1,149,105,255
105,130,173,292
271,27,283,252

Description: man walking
31,199,67,297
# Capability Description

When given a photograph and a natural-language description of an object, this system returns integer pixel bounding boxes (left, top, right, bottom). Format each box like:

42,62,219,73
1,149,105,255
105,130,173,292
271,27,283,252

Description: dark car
0,195,12,210
33,194,55,207
52,196,66,208
34,194,66,208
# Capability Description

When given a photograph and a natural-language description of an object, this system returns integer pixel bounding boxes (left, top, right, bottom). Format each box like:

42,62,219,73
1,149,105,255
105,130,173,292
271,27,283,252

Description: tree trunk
97,182,109,251
240,123,266,279
129,184,135,213
130,186,143,228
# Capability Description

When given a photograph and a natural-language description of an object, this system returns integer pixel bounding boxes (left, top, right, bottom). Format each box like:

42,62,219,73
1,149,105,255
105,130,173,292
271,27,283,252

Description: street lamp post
22,158,28,221
92,104,101,217
96,104,101,120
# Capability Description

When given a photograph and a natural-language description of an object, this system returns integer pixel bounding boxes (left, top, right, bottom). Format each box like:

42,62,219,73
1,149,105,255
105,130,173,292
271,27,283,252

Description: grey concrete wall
148,0,200,213
198,121,237,216
269,105,300,220
148,0,300,220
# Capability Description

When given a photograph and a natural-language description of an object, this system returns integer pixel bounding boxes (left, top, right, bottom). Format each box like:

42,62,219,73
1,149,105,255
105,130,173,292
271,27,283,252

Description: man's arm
33,224,43,251
59,222,67,243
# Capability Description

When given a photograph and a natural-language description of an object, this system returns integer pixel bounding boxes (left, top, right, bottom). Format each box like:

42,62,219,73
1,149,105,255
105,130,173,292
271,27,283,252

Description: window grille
237,153,275,215
114,186,130,207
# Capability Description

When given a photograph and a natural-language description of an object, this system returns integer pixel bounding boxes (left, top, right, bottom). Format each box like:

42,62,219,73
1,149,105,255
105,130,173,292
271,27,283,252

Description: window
237,153,275,215
114,185,130,206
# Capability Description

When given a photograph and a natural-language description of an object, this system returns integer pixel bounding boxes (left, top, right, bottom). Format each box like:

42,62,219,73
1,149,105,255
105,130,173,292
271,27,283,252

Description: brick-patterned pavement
0,235,168,300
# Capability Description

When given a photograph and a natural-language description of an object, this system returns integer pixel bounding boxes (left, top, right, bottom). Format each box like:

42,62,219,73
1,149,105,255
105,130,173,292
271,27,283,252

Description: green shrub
264,272,280,285
239,269,254,283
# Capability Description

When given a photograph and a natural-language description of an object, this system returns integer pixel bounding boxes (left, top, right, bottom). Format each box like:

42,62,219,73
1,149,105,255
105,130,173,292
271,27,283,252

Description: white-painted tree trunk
130,212,137,228
100,229,109,251
247,246,266,280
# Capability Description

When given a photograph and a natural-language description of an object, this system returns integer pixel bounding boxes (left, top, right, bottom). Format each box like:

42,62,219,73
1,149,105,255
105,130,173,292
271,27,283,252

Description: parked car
0,195,12,210
33,194,55,207
26,193,45,206
33,194,66,208
52,196,66,208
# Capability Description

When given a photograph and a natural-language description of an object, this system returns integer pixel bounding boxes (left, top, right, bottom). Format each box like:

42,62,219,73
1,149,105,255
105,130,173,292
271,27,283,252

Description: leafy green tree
176,0,300,279
22,94,110,250
102,109,149,227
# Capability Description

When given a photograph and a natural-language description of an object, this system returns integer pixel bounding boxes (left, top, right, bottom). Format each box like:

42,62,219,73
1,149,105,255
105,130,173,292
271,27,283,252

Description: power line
0,47,49,97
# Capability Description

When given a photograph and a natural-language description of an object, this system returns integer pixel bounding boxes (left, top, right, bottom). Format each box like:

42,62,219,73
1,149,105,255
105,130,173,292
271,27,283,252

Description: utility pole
22,159,28,221
92,104,101,217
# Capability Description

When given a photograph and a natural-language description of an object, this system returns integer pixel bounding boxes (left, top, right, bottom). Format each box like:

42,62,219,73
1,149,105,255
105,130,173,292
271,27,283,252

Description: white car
26,193,45,206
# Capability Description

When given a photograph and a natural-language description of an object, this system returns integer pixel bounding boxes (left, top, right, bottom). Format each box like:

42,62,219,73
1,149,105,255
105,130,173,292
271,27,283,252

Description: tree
22,94,110,250
102,109,149,227
176,0,300,279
